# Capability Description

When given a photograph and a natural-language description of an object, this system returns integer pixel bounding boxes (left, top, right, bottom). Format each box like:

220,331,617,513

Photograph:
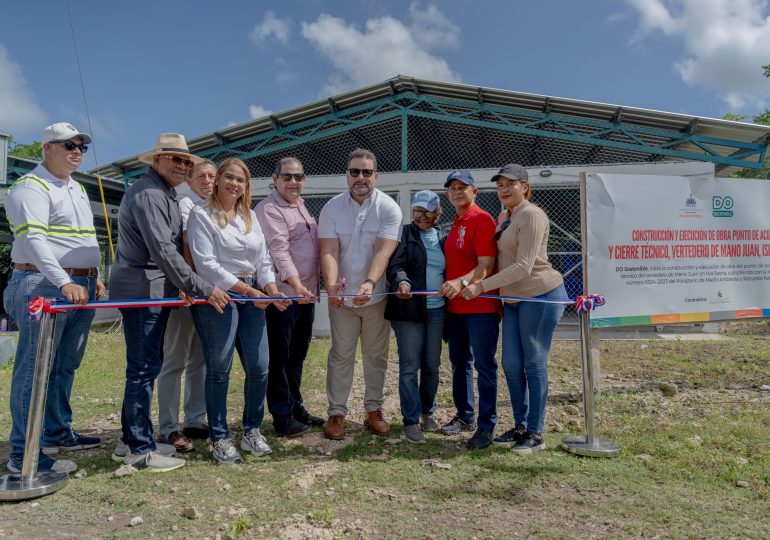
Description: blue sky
1,0,769,170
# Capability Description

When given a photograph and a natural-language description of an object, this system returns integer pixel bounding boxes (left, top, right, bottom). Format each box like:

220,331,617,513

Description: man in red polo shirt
439,169,500,449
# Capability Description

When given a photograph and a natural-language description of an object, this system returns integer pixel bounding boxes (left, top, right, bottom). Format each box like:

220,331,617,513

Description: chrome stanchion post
560,172,620,457
0,310,69,501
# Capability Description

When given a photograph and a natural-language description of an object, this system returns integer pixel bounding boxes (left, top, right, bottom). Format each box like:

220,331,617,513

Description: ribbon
573,294,606,314
28,290,606,319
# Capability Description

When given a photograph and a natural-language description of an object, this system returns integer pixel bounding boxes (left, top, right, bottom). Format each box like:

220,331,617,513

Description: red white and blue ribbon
28,290,606,320
574,294,606,315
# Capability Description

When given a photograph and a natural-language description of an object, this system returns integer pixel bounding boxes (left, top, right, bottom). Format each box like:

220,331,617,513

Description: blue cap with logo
444,169,476,188
411,190,439,212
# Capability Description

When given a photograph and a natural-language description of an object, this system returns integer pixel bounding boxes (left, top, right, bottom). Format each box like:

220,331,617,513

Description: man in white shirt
318,148,402,440
3,122,105,474
156,159,216,451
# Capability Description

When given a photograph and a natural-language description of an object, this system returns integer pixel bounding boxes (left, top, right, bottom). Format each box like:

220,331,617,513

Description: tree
7,136,42,161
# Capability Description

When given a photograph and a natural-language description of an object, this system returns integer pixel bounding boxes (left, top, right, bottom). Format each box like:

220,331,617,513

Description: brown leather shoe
158,431,194,452
364,409,390,436
323,415,345,440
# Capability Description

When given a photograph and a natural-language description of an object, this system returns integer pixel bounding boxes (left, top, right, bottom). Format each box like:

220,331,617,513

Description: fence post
560,173,620,457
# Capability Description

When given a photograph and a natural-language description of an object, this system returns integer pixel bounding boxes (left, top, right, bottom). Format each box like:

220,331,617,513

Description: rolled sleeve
378,199,402,241
317,203,338,239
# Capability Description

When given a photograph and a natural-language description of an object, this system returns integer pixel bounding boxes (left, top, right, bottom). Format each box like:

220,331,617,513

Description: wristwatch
460,277,469,287
364,278,377,288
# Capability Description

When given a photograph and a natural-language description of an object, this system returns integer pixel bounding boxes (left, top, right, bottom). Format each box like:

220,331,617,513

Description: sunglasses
278,173,305,182
412,209,437,219
52,140,89,153
160,154,194,168
494,219,511,241
348,168,375,178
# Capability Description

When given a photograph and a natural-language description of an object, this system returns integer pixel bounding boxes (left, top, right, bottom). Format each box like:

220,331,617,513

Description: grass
0,323,768,539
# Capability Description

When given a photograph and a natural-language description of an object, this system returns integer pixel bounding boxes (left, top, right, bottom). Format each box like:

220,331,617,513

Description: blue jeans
192,301,267,441
446,311,500,430
120,306,170,454
501,284,566,433
3,270,96,468
391,308,445,426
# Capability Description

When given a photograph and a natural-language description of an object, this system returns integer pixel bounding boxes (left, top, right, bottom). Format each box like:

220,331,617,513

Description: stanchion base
0,471,68,501
560,435,621,458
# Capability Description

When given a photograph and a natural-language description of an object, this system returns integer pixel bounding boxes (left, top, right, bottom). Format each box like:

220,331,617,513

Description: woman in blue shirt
385,190,447,444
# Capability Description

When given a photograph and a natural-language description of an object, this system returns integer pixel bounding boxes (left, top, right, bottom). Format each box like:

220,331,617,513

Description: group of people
4,121,566,476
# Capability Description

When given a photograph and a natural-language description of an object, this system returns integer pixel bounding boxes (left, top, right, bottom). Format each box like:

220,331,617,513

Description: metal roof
91,75,770,179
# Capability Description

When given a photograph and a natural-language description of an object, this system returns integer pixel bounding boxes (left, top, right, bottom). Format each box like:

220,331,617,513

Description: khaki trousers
326,301,390,416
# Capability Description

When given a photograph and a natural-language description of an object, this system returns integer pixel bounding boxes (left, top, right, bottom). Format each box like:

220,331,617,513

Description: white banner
586,173,770,327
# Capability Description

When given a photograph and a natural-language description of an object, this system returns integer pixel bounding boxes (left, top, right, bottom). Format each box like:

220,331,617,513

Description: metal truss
121,92,768,182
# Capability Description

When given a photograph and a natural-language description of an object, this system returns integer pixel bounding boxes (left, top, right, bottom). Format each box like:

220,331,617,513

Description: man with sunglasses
109,133,230,472
318,148,402,440
255,157,324,437
4,122,106,475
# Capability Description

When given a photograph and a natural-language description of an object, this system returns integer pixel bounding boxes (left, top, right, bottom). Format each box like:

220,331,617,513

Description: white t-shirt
318,189,402,305
187,205,275,292
178,191,204,231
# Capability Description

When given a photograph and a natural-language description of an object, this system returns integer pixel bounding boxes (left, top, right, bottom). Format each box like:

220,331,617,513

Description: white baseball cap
42,123,92,144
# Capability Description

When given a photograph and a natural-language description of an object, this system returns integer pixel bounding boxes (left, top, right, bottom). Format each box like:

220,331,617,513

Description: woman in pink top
460,164,566,455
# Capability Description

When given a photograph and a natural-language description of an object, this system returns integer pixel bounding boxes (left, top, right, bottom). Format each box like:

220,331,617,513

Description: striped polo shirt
5,164,100,289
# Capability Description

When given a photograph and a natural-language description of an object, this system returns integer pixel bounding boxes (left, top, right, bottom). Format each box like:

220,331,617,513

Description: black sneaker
493,427,525,445
467,428,495,449
43,433,101,454
274,418,311,438
511,432,545,455
294,408,324,427
440,416,477,436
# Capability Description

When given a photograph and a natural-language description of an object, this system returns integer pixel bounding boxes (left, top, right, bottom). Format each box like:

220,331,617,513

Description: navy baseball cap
444,169,476,188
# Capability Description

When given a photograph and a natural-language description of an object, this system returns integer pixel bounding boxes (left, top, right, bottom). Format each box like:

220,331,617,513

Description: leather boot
323,414,345,440
364,409,390,436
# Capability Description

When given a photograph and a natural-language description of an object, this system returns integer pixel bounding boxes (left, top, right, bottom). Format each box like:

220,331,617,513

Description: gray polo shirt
109,168,213,300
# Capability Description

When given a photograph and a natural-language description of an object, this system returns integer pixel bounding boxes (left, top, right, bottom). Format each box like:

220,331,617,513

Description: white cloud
0,45,47,136
301,4,461,95
249,11,291,45
249,105,274,119
274,56,297,85
625,0,770,111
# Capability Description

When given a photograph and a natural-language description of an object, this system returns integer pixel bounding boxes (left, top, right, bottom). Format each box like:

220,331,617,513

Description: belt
14,263,98,277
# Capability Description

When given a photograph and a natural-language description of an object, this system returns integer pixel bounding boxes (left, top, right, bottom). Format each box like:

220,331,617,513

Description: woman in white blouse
188,157,289,465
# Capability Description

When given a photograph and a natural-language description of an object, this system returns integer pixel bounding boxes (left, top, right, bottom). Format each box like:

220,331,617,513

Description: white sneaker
122,451,185,472
212,438,243,465
240,428,272,457
6,458,77,475
111,440,176,463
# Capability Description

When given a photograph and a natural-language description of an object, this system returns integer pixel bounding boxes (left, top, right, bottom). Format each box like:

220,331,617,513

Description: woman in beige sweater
459,164,566,455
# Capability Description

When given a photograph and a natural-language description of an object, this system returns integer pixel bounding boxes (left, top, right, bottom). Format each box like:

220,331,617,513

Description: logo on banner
679,193,703,219
712,196,734,217
709,290,731,304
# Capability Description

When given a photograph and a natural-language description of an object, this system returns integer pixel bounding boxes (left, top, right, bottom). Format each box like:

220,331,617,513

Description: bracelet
363,278,377,288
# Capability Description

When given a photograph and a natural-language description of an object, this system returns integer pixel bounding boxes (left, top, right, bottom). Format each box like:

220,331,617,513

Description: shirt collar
33,164,70,186
269,189,304,208
453,203,480,225
147,167,178,201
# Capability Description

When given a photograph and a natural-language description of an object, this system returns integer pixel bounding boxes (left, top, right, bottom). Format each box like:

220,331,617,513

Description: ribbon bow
574,294,606,314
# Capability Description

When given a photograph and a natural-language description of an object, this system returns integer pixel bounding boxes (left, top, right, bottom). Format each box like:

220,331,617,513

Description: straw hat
137,133,202,165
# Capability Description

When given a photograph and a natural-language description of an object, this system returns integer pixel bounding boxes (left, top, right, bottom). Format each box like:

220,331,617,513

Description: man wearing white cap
4,122,105,475
109,133,230,472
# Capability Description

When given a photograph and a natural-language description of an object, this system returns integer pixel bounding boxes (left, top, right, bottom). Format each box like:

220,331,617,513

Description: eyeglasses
494,219,511,241
278,173,305,182
160,154,194,168
412,209,437,219
51,140,89,153
348,168,375,178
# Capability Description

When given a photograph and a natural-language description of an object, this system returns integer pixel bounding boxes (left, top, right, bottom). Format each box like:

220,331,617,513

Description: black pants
265,302,315,424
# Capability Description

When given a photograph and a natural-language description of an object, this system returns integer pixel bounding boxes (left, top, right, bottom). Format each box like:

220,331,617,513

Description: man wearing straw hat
4,122,105,475
109,133,230,472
